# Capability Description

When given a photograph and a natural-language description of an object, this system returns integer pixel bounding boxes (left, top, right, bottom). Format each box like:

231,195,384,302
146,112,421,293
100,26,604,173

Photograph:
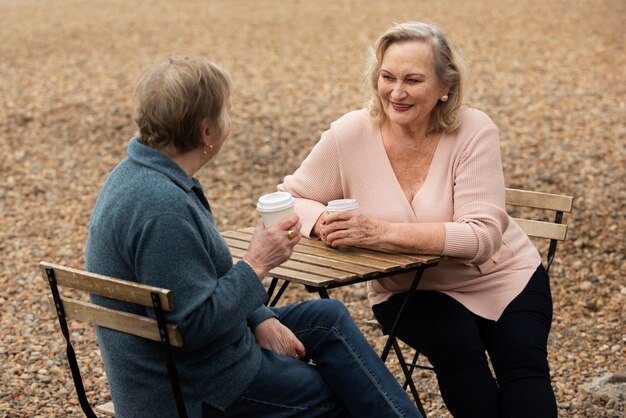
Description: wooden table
223,227,440,360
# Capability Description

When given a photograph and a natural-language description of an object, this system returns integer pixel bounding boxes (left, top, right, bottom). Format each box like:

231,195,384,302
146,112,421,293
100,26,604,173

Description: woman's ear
441,83,451,97
199,119,215,153
200,119,212,140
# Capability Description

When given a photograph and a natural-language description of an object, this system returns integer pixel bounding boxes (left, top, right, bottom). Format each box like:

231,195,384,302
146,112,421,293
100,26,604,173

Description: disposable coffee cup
326,199,359,213
256,192,295,227
326,199,359,251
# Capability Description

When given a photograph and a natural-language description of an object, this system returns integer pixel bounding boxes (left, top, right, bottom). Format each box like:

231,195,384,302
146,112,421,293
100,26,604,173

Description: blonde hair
364,21,466,133
133,56,231,153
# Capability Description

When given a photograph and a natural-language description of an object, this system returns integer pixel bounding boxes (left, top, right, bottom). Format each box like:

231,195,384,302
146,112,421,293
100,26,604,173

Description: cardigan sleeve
131,213,269,350
442,123,510,264
278,128,345,236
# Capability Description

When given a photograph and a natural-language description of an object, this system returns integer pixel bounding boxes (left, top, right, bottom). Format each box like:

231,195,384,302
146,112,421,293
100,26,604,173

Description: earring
440,95,449,102
203,144,214,155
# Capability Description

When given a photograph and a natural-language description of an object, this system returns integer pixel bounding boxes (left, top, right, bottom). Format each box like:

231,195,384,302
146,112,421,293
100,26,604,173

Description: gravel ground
1,0,624,417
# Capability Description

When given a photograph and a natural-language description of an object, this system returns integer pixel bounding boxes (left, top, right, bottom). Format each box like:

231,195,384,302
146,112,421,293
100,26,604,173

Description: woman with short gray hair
86,55,423,418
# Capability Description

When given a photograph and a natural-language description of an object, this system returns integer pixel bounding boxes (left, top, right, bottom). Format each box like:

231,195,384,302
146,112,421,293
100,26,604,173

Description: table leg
268,279,291,307
379,267,428,415
266,278,279,301
380,267,424,362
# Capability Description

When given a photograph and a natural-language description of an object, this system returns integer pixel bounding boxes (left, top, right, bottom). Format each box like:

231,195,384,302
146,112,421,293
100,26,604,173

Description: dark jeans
373,265,557,418
203,299,422,418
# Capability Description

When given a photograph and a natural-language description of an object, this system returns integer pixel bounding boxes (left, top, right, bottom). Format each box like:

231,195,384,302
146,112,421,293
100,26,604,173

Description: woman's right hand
243,214,301,279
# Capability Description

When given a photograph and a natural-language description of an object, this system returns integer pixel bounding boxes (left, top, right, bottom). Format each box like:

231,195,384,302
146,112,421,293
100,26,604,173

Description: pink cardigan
278,107,541,321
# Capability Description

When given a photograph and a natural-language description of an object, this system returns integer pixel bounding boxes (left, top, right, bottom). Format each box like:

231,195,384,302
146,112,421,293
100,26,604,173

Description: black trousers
373,265,558,418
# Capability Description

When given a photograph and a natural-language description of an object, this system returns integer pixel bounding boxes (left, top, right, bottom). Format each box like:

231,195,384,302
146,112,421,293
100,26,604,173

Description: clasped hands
314,211,389,250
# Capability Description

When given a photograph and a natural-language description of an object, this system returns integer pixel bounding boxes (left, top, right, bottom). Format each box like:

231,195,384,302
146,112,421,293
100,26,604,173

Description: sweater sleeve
278,128,345,236
131,213,269,350
443,123,509,264
247,305,277,330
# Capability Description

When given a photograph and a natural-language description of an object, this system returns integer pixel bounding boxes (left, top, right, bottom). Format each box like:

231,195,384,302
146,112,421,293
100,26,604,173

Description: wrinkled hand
319,211,390,250
311,212,329,238
243,214,301,279
254,317,306,359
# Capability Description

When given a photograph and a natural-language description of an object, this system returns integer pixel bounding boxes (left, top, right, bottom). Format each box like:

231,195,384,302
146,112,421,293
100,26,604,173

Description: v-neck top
278,107,541,320
379,127,442,206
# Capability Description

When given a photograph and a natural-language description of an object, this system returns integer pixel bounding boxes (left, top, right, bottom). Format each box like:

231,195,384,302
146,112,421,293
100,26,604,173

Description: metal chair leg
402,349,421,391
392,338,427,417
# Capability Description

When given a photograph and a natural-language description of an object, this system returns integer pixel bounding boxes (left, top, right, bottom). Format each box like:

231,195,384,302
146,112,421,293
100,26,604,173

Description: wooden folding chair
39,261,187,418
371,188,574,416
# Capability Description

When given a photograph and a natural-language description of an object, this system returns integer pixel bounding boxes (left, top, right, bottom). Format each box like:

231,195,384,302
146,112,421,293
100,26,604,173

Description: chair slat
40,261,174,311
505,188,573,212
512,218,568,241
51,296,183,347
41,261,187,417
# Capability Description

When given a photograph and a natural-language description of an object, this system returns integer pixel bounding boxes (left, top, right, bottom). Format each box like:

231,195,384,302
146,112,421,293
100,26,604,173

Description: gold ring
287,230,295,239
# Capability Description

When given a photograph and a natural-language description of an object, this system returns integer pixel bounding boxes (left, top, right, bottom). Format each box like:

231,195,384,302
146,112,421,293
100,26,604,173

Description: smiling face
377,40,448,132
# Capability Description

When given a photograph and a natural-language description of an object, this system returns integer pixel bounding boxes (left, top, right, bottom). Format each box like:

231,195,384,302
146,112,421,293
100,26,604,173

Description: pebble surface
0,0,624,417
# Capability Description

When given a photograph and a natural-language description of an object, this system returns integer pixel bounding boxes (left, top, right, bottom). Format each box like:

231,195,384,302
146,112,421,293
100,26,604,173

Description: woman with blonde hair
279,22,557,417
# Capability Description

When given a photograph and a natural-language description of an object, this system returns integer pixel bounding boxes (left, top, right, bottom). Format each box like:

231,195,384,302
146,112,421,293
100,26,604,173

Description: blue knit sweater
85,138,276,418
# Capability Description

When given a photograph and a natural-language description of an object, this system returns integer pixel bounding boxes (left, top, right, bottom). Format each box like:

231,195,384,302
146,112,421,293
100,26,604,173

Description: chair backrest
504,188,574,272
39,261,187,418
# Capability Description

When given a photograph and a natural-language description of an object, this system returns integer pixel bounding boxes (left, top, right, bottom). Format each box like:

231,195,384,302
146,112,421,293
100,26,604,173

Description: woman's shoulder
443,107,501,159
102,161,192,216
445,106,499,147
456,106,497,132
332,108,370,124
328,108,377,142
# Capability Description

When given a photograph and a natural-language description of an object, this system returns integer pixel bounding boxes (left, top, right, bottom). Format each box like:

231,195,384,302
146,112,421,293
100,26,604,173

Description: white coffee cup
325,199,358,251
256,192,295,227
326,199,359,213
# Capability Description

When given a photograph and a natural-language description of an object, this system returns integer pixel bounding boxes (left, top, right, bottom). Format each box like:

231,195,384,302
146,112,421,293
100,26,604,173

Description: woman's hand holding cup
316,199,360,248
243,214,301,280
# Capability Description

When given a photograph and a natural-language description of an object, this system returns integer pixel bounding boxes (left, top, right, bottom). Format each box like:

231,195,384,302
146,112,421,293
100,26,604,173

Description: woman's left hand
320,211,390,250
253,317,306,360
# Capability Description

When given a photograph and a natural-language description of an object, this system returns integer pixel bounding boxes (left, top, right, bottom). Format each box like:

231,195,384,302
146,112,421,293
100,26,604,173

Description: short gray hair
133,56,231,153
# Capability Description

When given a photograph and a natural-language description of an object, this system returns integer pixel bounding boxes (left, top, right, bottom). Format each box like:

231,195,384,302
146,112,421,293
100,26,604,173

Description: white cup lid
327,199,359,212
257,192,295,212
